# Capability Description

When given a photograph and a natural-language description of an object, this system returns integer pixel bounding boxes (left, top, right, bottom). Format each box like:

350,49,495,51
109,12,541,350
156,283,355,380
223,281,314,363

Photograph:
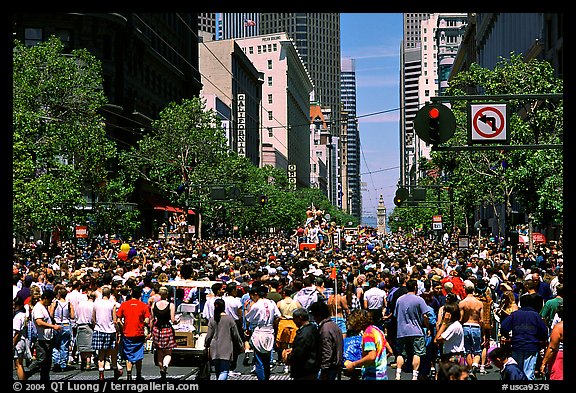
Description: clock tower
377,194,387,235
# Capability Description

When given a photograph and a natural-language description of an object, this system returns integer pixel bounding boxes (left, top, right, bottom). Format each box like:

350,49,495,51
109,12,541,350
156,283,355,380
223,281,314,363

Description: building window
267,59,272,69
268,111,273,121
425,90,430,96
268,76,273,86
273,43,277,51
24,27,42,47
268,94,273,104
249,46,253,54
268,127,273,137
258,45,262,54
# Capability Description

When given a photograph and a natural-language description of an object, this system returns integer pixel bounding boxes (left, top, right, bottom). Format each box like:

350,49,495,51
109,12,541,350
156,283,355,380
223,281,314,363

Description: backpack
141,287,152,304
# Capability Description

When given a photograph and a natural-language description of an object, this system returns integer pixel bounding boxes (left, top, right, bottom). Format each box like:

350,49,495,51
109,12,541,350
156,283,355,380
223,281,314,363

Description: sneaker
228,371,242,377
284,365,290,374
480,366,487,375
469,366,478,380
105,361,111,370
242,354,251,367
250,365,257,374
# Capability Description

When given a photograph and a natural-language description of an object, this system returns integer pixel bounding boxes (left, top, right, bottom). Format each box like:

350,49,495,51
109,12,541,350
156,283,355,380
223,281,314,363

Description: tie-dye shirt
361,324,389,380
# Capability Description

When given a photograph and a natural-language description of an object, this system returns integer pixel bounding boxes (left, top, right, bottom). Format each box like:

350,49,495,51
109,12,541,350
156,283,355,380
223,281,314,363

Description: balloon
120,243,130,252
128,248,137,258
367,243,375,252
118,251,128,261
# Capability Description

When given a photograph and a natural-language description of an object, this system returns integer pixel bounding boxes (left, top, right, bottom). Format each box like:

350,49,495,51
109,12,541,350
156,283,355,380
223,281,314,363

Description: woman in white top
434,301,465,366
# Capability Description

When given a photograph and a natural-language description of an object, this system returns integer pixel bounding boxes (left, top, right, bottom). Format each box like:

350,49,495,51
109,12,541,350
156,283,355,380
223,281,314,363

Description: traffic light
259,194,268,206
413,103,456,146
428,107,440,145
394,187,409,207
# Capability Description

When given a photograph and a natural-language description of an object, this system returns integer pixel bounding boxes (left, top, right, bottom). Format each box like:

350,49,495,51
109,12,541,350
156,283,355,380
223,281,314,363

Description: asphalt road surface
17,349,502,381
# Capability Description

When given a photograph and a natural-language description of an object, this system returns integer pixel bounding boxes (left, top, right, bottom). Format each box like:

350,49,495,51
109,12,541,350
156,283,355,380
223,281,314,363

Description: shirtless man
327,280,349,337
459,279,484,379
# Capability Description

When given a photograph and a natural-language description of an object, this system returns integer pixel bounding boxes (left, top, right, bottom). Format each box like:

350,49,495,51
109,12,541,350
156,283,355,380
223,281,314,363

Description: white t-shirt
245,298,281,328
364,287,386,310
13,311,27,338
223,295,242,321
32,302,54,341
75,299,95,325
441,320,465,354
93,298,116,333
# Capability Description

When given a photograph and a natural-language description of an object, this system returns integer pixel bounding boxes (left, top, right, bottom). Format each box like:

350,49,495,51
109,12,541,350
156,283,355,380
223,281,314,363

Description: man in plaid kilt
92,286,123,380
117,285,150,381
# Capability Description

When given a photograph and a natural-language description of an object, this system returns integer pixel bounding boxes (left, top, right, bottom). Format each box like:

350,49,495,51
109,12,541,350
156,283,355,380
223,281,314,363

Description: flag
244,19,256,27
330,266,337,280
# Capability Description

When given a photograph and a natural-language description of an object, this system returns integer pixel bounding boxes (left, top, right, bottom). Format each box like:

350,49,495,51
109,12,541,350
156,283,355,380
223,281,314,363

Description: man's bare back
459,294,483,326
328,293,348,317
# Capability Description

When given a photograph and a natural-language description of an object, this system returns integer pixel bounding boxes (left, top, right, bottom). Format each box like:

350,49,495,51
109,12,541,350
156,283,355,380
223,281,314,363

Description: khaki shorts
398,336,426,358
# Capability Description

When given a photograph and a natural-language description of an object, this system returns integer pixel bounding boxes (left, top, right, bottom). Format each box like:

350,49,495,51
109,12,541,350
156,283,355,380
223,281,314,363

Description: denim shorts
463,324,482,355
331,316,347,335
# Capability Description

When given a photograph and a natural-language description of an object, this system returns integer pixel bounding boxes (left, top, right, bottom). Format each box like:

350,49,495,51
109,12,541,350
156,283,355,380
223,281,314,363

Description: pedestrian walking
150,286,177,380
26,289,62,381
204,298,244,380
459,280,484,378
75,290,96,371
343,309,393,380
393,279,429,380
488,346,528,380
500,293,548,380
50,286,75,372
244,285,281,380
282,307,320,380
309,300,343,380
540,303,563,380
13,296,32,380
92,286,123,380
117,285,150,381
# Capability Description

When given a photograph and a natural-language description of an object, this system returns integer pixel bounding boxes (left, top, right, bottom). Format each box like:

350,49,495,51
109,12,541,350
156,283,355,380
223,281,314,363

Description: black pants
27,339,53,380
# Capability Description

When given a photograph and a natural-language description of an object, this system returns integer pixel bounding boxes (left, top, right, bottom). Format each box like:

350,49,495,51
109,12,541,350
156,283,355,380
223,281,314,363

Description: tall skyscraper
400,13,431,188
218,13,260,40
198,12,217,42
259,13,341,136
235,33,314,187
341,57,361,218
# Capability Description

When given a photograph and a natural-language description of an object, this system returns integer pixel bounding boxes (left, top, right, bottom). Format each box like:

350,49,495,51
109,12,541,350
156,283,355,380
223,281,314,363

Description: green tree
13,36,134,241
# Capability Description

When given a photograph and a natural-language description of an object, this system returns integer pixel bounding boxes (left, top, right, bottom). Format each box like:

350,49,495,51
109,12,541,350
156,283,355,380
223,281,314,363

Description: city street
17,349,502,381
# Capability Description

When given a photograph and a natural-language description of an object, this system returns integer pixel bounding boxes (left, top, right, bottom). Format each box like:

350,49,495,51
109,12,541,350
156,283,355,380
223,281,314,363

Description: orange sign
75,226,88,238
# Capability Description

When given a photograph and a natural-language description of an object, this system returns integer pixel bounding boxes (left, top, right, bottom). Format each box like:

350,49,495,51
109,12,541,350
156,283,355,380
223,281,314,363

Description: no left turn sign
468,103,509,144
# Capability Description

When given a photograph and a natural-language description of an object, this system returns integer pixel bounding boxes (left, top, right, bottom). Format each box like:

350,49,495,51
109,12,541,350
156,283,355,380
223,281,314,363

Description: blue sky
340,13,403,221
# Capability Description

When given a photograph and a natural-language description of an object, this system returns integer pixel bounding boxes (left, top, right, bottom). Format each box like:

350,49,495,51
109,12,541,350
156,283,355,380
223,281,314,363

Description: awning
144,195,195,215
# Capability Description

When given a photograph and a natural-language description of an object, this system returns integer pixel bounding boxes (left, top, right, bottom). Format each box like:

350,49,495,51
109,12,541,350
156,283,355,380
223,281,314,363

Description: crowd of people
13,216,564,382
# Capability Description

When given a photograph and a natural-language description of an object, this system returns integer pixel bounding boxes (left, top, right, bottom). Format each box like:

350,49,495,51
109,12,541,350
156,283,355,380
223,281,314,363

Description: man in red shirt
117,285,150,381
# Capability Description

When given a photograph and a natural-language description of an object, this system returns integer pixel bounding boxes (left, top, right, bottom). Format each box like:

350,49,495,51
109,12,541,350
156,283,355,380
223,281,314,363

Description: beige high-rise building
235,33,314,187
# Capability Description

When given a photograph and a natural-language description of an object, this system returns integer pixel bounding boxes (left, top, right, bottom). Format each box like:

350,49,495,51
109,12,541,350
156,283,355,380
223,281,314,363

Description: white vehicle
159,279,218,364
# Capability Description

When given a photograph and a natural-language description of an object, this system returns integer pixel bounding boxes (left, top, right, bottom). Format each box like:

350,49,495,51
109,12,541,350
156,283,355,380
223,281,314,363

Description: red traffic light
428,107,440,119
